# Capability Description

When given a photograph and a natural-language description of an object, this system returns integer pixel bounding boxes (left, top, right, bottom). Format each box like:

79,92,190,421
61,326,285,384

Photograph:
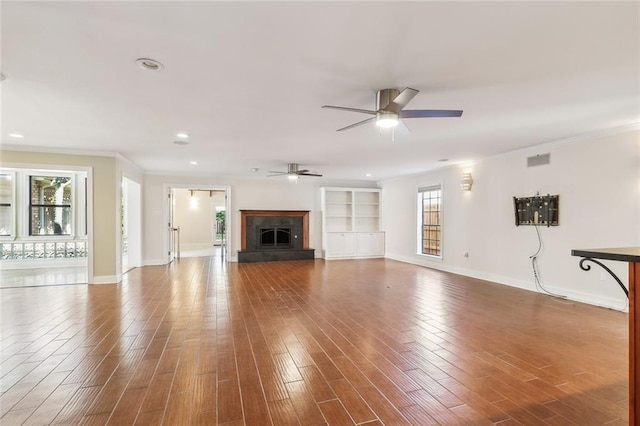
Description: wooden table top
571,247,640,263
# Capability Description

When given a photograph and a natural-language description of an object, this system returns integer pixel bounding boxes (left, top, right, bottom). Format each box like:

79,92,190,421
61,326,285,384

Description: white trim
514,121,640,153
1,144,126,160
0,170,17,238
92,275,119,285
385,252,628,312
416,182,443,259
143,258,168,266
86,168,94,284
162,183,231,265
115,153,144,176
0,162,93,284
382,123,640,181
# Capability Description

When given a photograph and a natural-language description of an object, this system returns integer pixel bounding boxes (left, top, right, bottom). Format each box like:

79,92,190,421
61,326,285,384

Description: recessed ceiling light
136,58,164,71
173,140,189,146
190,161,198,165
176,132,189,139
251,168,259,172
365,173,372,177
8,133,24,139
438,159,449,162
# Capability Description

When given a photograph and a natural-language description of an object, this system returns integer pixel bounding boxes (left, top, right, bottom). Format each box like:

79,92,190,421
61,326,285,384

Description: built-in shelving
320,187,384,259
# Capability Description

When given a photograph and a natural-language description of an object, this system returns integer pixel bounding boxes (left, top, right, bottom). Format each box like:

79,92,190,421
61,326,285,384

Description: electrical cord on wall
529,226,628,311
529,225,568,300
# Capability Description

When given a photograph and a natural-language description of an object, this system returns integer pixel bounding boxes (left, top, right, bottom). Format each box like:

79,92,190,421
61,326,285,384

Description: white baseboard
91,275,119,285
385,252,627,312
543,285,628,312
181,243,215,250
143,258,168,266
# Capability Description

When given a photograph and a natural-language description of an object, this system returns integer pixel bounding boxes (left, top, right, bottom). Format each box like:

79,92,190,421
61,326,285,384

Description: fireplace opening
259,227,292,249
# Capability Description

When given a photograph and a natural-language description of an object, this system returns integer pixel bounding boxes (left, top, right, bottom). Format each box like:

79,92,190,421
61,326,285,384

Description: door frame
121,176,142,272
162,183,231,263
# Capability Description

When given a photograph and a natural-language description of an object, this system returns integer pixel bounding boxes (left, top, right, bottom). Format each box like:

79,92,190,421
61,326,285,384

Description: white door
168,189,176,263
123,178,141,271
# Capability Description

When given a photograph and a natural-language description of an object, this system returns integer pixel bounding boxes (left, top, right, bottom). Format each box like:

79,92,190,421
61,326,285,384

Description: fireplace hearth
238,210,315,262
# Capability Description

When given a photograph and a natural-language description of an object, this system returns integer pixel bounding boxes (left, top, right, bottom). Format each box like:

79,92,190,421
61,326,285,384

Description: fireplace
238,210,314,262
259,227,292,249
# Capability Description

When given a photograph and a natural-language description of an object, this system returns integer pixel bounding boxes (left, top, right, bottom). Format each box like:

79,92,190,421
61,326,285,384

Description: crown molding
381,122,640,182
0,144,144,173
0,144,119,158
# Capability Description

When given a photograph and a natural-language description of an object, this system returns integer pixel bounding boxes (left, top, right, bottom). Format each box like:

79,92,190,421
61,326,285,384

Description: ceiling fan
268,163,323,180
322,87,463,132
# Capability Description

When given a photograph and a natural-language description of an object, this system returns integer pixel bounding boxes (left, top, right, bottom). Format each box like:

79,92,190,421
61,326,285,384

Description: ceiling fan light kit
323,87,463,132
376,111,399,128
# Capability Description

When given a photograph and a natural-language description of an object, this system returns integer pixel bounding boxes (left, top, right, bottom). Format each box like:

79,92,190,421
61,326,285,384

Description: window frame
417,184,443,259
0,171,16,239
28,174,75,237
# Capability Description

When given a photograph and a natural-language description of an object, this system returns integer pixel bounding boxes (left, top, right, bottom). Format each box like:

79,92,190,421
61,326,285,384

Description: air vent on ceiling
527,153,550,167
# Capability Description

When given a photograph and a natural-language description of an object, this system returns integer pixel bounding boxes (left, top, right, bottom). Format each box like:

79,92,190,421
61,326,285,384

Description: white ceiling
1,1,638,181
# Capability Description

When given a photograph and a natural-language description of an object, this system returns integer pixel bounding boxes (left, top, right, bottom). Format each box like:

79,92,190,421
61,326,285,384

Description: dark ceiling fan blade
299,172,323,177
392,87,419,109
296,169,309,173
336,116,376,132
400,109,463,118
322,105,377,115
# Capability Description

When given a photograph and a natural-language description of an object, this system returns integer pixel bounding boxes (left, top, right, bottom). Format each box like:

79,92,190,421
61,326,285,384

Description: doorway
165,185,229,262
122,177,141,274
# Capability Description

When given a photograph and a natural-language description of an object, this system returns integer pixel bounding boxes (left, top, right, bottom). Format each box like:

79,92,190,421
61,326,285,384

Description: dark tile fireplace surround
238,210,315,262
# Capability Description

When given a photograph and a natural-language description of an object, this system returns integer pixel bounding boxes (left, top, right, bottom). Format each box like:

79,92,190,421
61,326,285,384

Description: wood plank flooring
0,257,628,425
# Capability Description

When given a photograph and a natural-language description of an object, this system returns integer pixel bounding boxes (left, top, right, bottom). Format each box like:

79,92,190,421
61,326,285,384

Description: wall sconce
461,173,473,191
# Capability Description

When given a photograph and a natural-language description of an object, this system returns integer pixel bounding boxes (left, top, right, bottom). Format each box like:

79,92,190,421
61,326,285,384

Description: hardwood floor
0,266,87,289
0,257,628,425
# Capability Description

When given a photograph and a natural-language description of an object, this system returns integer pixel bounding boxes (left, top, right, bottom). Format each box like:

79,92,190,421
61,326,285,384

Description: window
0,174,13,236
29,176,72,236
419,185,442,257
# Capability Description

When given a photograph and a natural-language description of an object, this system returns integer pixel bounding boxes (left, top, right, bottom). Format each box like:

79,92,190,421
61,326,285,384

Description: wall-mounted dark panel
513,195,559,227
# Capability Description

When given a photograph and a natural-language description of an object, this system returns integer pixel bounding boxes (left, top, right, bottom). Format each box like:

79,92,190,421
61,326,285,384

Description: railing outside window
1,241,87,260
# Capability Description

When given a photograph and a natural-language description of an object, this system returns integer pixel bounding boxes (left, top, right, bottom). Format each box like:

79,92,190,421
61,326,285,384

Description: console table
572,247,640,424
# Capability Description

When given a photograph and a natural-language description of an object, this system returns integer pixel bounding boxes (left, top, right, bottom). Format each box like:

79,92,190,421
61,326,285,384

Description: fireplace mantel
239,210,310,252
238,210,313,262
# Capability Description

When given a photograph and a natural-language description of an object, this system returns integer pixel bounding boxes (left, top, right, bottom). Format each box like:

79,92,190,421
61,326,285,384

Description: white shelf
321,187,384,259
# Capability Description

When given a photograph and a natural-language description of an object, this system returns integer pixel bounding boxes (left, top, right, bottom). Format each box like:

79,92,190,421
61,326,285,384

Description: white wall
143,175,377,264
173,188,216,249
381,128,640,309
1,151,116,283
